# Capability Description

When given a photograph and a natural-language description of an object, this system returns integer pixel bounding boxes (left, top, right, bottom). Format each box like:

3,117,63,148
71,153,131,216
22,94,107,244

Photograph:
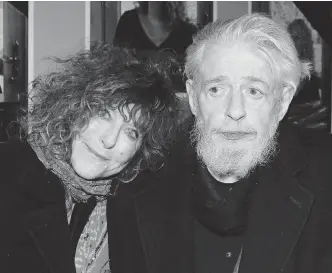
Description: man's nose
225,92,246,121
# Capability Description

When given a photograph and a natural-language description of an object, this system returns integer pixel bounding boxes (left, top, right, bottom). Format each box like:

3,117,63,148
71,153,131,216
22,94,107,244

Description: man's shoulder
170,116,194,154
289,126,332,195
161,117,197,176
295,126,332,159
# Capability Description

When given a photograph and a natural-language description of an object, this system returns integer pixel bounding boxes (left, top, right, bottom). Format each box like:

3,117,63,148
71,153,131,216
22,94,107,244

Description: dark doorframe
8,1,28,17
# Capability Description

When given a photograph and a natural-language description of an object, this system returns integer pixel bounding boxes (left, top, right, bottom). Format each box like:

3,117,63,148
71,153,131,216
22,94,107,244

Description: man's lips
221,131,256,140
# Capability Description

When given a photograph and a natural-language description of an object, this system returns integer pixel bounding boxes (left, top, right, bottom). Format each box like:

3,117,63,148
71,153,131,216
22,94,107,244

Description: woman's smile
83,142,109,161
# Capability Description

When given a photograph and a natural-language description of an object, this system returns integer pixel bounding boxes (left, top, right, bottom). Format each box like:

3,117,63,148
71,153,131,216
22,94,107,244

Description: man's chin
206,153,254,180
193,120,279,180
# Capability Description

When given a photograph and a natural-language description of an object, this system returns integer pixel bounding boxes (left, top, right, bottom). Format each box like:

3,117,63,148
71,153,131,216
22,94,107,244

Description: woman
286,19,328,131
288,18,321,104
114,2,197,93
0,45,179,273
114,1,196,55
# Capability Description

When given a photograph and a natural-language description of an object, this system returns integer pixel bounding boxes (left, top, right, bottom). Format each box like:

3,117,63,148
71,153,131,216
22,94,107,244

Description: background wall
213,1,250,21
29,1,89,83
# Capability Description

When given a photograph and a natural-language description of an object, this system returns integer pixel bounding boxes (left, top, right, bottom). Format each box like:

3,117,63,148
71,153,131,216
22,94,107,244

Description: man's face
187,43,292,181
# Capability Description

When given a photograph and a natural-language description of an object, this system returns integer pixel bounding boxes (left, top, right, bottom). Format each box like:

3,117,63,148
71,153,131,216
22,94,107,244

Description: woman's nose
100,126,120,149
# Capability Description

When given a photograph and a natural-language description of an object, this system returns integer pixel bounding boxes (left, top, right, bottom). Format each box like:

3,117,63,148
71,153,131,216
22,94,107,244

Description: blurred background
0,1,331,141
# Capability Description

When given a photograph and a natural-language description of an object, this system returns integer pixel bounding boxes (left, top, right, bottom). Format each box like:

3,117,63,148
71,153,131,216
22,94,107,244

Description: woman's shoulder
119,8,139,22
0,140,29,164
0,140,36,161
0,140,65,204
0,140,48,181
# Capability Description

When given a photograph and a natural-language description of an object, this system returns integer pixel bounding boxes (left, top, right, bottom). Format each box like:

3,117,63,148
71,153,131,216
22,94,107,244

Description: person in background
0,44,179,273
288,18,321,104
286,18,329,131
114,1,196,55
114,1,197,93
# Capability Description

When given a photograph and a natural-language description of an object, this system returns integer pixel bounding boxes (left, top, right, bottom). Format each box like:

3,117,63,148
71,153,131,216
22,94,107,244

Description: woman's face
71,109,142,180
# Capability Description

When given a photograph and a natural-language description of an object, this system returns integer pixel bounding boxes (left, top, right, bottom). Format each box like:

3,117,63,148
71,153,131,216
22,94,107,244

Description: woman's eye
125,127,139,140
247,87,263,99
208,86,227,95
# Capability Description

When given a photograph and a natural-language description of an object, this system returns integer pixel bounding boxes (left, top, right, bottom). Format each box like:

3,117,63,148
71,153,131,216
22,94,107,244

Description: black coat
1,118,332,273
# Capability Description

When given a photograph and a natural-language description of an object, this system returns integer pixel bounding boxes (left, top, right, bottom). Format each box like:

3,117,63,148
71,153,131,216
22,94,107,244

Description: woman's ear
186,79,197,116
277,83,296,122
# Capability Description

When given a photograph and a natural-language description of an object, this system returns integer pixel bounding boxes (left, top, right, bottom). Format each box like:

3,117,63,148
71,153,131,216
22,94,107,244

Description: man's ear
277,83,296,122
186,79,198,116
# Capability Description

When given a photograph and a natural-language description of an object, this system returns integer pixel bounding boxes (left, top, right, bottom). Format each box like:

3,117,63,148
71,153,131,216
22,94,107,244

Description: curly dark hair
17,44,180,179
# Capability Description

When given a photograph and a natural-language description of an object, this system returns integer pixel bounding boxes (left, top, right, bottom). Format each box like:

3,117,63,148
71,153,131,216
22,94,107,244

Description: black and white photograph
1,1,332,273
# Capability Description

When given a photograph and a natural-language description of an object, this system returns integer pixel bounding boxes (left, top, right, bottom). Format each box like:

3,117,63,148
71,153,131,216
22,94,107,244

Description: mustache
190,121,259,148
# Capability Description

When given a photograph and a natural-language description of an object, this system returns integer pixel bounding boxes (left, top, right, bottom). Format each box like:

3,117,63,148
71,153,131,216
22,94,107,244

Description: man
181,13,332,273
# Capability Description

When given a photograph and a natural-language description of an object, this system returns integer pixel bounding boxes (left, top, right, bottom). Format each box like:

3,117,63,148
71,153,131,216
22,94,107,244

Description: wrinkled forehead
196,42,276,89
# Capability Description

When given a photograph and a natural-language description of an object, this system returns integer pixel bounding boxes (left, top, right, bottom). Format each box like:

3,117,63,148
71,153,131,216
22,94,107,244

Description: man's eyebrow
202,75,229,88
244,76,269,88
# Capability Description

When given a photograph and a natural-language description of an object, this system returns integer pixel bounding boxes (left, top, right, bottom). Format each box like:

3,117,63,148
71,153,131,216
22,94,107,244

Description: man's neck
207,167,240,184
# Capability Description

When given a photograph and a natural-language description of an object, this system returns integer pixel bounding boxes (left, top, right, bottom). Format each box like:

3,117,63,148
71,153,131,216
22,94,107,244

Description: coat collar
239,152,314,273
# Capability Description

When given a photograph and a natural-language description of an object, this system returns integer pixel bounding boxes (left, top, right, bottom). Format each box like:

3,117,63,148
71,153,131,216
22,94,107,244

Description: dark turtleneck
194,164,258,273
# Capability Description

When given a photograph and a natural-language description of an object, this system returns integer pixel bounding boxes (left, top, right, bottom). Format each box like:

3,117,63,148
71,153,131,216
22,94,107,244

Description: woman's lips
84,143,109,161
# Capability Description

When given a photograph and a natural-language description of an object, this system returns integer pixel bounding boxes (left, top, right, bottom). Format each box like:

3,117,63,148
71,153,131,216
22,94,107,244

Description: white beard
191,118,279,180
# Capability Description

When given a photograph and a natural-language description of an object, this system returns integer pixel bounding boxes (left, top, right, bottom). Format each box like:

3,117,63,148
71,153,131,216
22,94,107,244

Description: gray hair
185,13,311,93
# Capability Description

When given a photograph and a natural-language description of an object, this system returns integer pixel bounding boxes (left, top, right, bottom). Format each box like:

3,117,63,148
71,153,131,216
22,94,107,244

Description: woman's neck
147,2,163,21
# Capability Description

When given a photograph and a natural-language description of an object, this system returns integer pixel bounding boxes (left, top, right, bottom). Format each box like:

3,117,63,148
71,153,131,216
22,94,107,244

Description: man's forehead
196,42,273,87
201,75,270,88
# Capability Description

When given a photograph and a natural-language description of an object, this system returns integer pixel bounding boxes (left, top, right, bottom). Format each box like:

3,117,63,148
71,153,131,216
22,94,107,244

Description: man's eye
208,86,227,95
125,128,139,140
246,88,263,98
